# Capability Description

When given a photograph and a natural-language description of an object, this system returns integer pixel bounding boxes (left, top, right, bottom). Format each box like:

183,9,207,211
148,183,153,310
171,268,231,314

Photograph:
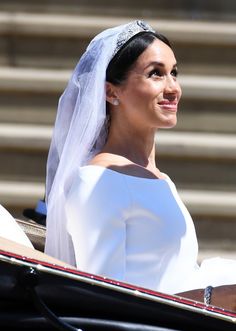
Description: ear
106,82,118,105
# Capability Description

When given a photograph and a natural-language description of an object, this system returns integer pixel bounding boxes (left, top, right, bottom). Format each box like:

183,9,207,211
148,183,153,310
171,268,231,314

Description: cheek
120,88,144,106
134,82,164,99
119,81,164,108
146,80,165,96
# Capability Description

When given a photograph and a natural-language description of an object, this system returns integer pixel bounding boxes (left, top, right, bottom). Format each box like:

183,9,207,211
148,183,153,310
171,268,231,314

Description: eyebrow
144,61,178,70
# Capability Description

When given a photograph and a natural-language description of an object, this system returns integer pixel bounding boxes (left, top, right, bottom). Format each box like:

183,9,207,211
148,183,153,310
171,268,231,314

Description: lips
158,100,178,111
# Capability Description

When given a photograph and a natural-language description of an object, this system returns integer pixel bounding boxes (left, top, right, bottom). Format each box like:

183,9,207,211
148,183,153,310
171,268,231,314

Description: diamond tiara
113,20,155,56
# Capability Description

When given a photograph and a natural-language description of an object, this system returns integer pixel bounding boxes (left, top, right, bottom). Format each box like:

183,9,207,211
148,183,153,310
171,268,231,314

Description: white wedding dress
45,165,236,294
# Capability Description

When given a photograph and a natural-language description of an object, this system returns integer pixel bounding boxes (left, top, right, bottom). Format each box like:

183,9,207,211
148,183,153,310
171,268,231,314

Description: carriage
0,218,235,331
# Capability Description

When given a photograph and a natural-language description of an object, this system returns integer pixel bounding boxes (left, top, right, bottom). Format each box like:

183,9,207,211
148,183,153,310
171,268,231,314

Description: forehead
134,38,176,69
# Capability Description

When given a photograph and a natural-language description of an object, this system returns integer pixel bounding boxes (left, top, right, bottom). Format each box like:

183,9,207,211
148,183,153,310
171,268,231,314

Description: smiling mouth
158,101,178,111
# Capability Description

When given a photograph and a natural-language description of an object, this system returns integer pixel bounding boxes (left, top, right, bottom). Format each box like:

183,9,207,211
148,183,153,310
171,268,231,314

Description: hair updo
106,31,172,85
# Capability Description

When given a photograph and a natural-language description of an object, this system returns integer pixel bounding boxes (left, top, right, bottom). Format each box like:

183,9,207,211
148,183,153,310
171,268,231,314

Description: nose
164,75,181,97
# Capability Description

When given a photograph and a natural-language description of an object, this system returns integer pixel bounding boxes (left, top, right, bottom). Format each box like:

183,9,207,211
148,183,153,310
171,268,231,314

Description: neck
103,118,157,169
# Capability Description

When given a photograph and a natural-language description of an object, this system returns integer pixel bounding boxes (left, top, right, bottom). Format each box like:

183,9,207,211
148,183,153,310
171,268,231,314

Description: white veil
45,20,155,261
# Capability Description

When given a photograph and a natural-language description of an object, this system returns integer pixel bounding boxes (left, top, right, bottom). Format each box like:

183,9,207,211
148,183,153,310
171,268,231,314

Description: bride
45,20,236,311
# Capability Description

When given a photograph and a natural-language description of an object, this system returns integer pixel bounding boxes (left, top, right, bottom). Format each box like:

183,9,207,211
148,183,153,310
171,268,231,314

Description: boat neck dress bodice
45,165,236,294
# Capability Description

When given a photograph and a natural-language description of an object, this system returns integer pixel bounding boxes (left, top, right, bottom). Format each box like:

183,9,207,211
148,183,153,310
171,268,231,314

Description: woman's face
113,38,182,130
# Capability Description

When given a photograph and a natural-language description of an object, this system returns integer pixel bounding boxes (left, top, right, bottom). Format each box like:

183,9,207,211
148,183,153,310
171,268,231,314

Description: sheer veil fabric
45,21,155,261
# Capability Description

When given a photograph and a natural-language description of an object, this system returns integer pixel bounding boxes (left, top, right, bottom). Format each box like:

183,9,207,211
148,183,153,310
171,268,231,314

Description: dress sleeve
65,171,129,281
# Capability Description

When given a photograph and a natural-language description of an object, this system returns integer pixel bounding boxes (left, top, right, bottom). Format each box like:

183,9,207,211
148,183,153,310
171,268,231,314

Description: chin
162,118,177,129
156,113,178,129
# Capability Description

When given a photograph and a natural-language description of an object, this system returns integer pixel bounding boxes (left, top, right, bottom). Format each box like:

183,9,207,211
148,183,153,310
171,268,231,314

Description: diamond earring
113,99,119,106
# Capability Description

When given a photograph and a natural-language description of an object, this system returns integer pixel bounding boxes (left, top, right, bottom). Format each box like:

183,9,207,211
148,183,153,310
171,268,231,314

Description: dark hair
106,31,172,85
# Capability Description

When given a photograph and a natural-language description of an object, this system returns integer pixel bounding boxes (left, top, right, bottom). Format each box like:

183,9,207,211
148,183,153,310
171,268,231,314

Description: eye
148,69,162,78
171,68,178,78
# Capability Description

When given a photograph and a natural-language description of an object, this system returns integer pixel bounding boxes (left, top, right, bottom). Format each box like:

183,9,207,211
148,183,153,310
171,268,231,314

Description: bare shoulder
89,153,161,179
89,152,121,168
